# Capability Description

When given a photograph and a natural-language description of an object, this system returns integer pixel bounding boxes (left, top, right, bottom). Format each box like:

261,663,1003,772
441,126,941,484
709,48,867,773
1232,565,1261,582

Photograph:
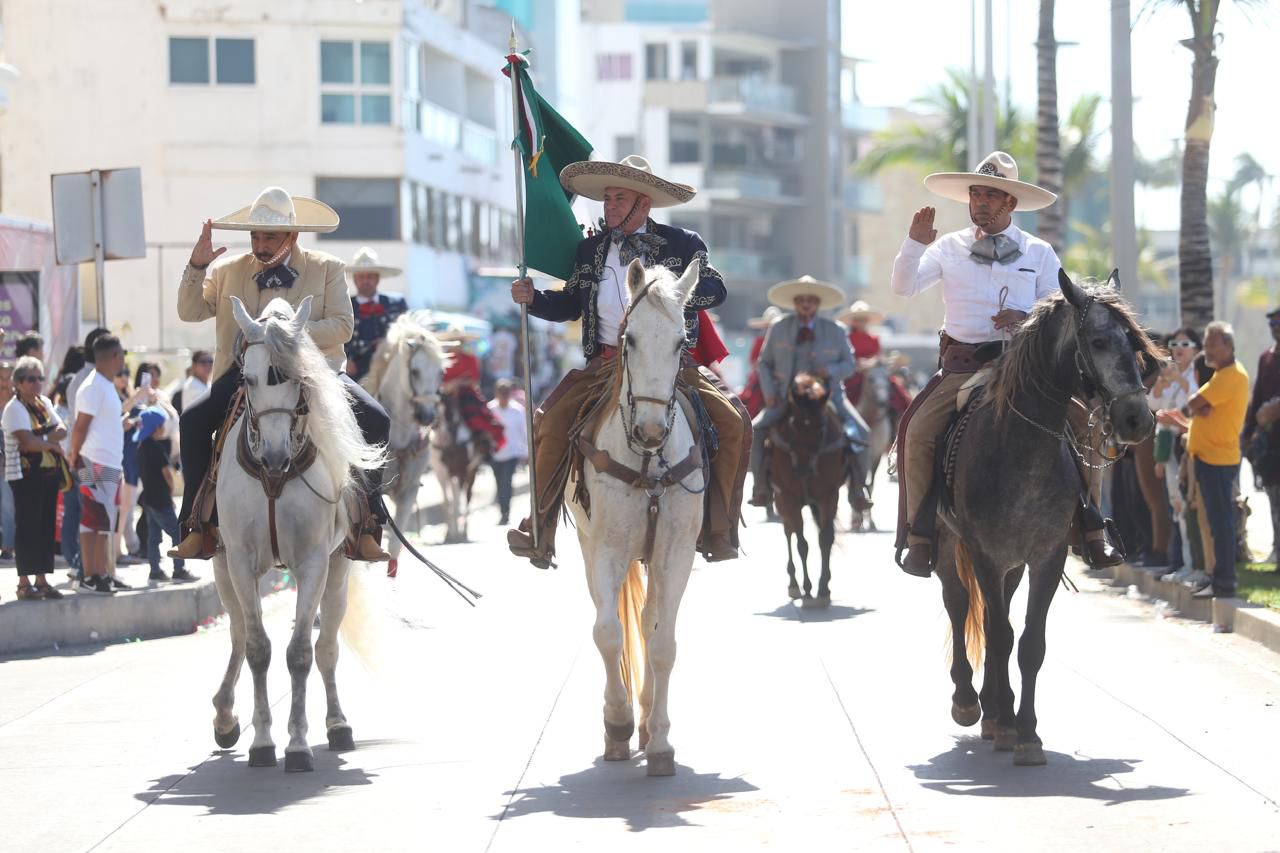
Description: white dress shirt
891,223,1061,344
488,399,528,462
597,225,646,346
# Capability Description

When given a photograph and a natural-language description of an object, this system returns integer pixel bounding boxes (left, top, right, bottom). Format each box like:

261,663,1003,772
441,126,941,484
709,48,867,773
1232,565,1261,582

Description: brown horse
767,373,851,606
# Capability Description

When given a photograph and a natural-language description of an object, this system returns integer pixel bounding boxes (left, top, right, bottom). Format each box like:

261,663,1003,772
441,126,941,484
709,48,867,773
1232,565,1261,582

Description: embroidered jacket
345,292,408,380
528,220,726,360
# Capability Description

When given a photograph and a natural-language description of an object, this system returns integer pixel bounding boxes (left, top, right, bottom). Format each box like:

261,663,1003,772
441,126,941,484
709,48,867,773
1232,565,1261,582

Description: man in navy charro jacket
508,155,750,567
344,247,408,382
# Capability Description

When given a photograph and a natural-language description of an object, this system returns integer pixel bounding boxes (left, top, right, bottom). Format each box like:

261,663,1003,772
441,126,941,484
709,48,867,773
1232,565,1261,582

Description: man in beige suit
169,187,391,561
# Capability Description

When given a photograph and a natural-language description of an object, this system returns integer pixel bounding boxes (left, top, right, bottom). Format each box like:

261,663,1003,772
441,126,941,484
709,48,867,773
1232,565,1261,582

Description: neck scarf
610,227,665,267
969,232,1022,266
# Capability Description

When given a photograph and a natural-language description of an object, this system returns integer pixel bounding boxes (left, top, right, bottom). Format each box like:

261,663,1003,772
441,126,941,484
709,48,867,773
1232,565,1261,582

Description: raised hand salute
190,219,227,269
908,206,938,245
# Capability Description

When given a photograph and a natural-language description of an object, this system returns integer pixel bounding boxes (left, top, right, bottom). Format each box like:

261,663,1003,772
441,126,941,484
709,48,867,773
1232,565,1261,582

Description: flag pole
507,22,539,552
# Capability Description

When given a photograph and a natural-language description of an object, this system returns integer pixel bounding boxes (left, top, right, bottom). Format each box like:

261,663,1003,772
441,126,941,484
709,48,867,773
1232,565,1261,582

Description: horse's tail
618,559,647,704
954,540,986,673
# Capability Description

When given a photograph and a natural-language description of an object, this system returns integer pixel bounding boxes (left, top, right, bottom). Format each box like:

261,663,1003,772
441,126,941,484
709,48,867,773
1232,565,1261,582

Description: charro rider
169,187,391,562
892,151,1120,576
748,276,870,507
508,154,750,566
344,246,408,383
837,300,911,421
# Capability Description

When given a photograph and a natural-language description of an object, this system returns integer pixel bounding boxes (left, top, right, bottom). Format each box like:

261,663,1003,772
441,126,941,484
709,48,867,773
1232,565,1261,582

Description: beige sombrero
767,276,846,311
747,305,784,330
435,324,483,344
559,155,696,208
211,186,340,233
923,151,1057,212
346,246,401,278
836,300,885,326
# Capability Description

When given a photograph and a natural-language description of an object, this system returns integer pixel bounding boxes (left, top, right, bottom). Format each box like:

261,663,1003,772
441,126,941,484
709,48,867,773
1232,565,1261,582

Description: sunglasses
1168,340,1199,349
196,359,214,365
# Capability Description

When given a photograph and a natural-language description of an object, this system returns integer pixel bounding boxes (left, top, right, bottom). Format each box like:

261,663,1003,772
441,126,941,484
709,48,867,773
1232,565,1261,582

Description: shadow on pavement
909,736,1190,805
494,758,759,831
135,749,377,815
754,602,873,623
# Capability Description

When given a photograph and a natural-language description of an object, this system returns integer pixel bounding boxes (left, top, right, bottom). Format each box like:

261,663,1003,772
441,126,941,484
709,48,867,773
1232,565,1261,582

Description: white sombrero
211,186,340,233
836,300,885,326
923,151,1057,212
747,305,784,330
559,154,696,208
346,246,401,278
767,276,846,311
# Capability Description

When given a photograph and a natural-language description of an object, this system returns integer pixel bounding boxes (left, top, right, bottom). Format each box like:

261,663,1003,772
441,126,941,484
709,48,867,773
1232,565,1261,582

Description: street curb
1103,561,1280,656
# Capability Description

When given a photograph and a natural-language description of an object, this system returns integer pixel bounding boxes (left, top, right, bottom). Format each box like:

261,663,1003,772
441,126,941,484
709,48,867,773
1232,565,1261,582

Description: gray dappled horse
935,270,1158,766
850,360,894,532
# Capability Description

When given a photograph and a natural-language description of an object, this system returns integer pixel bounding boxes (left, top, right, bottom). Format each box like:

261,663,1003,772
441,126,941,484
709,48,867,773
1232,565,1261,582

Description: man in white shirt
68,334,127,594
891,151,1121,575
179,350,213,411
487,379,528,526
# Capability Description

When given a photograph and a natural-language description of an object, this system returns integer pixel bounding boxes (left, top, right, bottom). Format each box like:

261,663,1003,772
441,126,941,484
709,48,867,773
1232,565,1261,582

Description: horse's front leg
211,553,245,749
283,554,330,772
815,496,836,606
1013,549,1065,766
641,539,695,777
226,543,276,767
976,564,1020,751
585,538,632,761
796,518,812,599
778,495,803,600
317,553,355,752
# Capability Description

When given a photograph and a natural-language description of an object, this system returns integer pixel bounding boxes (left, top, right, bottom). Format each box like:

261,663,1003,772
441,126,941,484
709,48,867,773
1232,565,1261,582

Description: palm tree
1063,222,1168,289
1036,0,1064,254
1142,0,1270,328
855,69,1033,176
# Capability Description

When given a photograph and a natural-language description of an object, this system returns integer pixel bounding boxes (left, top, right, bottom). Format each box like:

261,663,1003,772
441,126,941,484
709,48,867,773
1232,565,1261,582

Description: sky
843,0,1279,232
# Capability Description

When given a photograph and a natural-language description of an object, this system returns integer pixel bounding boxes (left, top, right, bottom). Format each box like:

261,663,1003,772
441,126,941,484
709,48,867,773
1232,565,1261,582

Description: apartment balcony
715,250,792,281
842,179,884,213
705,169,803,206
841,101,889,135
842,255,871,289
460,121,498,166
707,77,807,126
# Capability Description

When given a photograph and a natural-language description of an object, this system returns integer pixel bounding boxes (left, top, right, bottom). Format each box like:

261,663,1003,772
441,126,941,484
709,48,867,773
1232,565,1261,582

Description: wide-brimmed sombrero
346,246,401,278
836,300,885,326
747,306,784,330
211,186,340,233
559,155,696,208
923,151,1057,212
767,276,846,311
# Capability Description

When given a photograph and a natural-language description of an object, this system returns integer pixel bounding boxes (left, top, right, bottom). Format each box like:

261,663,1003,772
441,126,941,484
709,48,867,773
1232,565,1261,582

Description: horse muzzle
414,405,436,427
631,423,668,450
1108,394,1155,445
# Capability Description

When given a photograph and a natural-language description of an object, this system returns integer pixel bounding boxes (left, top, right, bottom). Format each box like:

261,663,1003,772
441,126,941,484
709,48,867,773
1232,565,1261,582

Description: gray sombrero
923,151,1057,212
211,186,340,233
559,155,696,208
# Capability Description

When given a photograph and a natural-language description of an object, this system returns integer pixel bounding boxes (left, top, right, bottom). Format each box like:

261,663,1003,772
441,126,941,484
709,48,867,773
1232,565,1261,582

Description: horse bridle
616,279,680,458
237,340,310,469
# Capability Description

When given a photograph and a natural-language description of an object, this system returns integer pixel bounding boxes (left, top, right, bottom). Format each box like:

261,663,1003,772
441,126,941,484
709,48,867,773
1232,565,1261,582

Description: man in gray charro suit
748,275,870,506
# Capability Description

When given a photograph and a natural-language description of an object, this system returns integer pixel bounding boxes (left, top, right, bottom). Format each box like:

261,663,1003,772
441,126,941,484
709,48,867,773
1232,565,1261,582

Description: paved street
2,471,1279,853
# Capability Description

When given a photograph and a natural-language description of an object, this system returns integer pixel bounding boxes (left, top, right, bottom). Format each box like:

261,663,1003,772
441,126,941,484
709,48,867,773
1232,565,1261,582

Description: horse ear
230,296,262,341
1107,268,1122,290
675,258,700,306
293,294,314,330
626,258,647,298
1058,268,1088,311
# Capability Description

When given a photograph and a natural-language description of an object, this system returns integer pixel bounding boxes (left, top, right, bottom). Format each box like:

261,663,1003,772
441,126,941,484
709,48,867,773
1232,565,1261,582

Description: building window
680,41,697,80
315,178,399,240
596,53,632,81
170,37,256,85
615,135,637,159
669,116,700,163
320,40,392,125
645,44,668,81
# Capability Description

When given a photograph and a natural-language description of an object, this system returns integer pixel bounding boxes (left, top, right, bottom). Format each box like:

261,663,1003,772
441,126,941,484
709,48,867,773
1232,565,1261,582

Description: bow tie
610,229,665,266
254,263,298,290
796,326,815,344
969,233,1022,266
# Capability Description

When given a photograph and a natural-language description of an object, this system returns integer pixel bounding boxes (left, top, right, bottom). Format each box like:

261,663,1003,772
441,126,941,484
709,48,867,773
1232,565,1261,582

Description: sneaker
170,567,198,583
109,576,133,591
78,576,113,595
116,555,144,566
0,549,13,561
148,569,171,582
1161,568,1192,584
1191,579,1233,599
1181,570,1208,589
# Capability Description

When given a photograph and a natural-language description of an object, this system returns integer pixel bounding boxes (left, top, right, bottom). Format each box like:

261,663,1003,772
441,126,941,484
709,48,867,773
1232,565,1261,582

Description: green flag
503,52,593,280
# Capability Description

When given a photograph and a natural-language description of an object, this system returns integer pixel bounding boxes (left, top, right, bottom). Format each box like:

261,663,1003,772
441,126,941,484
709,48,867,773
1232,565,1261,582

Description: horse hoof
787,584,802,600
603,739,632,761
214,722,241,749
1014,743,1046,766
646,751,676,777
247,746,277,767
980,719,996,740
800,595,818,609
814,595,831,608
327,725,355,752
604,720,634,743
951,702,981,727
993,729,1017,752
284,751,314,773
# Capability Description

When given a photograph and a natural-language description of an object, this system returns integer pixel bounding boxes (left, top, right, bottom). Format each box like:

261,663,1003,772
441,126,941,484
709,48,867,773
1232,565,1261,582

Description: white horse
569,259,705,777
366,312,449,575
210,295,386,772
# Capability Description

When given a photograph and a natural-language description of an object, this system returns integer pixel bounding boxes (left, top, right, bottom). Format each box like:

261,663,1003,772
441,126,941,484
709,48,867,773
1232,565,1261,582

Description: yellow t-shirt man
1186,359,1250,466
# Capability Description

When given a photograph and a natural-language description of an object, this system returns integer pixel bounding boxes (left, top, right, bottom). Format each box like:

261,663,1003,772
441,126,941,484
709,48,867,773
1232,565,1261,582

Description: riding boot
1072,502,1125,568
349,524,390,563
901,542,934,577
168,526,218,560
507,516,556,569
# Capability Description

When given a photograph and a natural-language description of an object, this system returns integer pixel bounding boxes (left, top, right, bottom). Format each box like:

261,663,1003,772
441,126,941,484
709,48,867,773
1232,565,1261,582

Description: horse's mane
984,283,1162,419
364,311,449,393
258,303,386,491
